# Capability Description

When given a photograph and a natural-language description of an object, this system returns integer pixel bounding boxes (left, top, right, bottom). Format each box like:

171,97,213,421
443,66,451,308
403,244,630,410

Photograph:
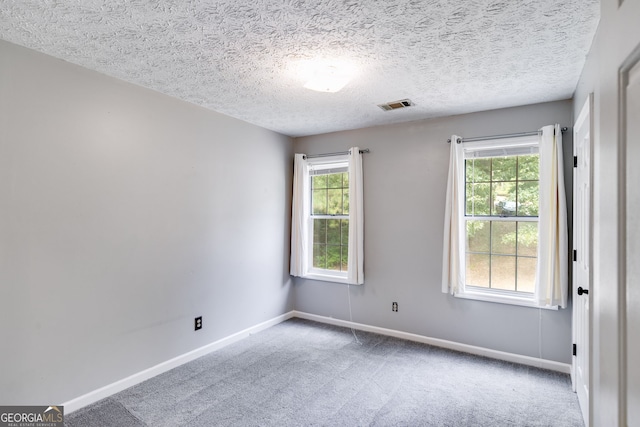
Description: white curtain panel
290,153,308,277
441,136,464,294
348,147,365,285
535,124,569,308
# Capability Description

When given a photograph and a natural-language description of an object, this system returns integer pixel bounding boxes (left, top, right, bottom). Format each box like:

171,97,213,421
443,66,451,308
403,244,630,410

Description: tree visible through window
311,170,349,272
465,153,539,293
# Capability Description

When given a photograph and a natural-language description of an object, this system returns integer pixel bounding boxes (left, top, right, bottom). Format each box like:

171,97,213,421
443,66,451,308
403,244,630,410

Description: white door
624,52,640,427
572,95,592,426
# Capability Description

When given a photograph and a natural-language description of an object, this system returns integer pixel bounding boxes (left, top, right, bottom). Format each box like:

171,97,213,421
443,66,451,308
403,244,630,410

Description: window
458,136,543,306
464,143,539,297
309,160,349,277
290,149,364,285
443,126,568,308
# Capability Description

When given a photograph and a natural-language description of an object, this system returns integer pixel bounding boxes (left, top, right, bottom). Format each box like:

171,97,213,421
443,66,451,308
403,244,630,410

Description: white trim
465,215,538,222
574,93,592,132
305,156,351,280
455,288,559,310
458,135,546,308
302,271,349,284
292,311,571,374
62,312,295,413
311,214,349,220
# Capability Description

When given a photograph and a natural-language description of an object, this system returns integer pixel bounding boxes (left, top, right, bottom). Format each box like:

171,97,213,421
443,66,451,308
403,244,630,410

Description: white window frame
303,155,350,284
454,135,556,309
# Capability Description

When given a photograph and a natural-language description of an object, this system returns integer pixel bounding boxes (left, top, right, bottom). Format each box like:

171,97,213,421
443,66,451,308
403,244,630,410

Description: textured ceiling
0,0,600,137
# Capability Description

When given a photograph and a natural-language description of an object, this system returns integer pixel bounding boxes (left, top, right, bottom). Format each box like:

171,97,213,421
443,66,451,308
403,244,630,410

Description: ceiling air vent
377,99,414,111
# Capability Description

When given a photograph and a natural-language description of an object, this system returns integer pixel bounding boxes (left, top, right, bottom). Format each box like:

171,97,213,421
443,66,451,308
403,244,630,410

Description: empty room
1,0,639,426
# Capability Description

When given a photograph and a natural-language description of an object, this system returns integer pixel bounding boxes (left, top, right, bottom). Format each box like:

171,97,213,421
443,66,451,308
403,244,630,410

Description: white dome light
303,65,353,93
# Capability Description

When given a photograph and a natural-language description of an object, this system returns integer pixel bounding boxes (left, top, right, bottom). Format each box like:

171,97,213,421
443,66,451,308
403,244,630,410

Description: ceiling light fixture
303,64,353,93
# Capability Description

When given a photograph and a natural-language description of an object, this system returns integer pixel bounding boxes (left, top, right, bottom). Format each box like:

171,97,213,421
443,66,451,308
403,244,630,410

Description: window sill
299,272,350,285
454,289,558,310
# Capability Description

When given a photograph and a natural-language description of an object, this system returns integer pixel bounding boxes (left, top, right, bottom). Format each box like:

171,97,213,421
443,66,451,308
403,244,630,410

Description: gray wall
293,100,574,364
573,0,640,424
0,40,293,405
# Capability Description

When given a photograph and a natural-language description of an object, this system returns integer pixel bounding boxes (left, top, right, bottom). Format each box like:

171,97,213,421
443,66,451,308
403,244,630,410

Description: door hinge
574,156,578,167
573,343,577,356
573,250,577,261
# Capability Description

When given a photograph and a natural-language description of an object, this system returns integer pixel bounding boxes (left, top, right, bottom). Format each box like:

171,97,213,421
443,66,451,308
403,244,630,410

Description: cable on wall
538,308,543,360
347,284,362,345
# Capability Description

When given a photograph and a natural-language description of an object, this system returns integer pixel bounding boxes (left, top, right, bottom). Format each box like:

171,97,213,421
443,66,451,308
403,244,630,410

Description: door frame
618,41,640,427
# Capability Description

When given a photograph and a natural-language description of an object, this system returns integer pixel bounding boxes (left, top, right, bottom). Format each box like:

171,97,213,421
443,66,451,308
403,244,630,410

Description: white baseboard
292,311,571,374
64,309,570,413
62,311,295,413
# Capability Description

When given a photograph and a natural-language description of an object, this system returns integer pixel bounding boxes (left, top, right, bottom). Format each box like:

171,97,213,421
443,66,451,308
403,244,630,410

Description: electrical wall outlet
194,316,202,331
392,302,398,312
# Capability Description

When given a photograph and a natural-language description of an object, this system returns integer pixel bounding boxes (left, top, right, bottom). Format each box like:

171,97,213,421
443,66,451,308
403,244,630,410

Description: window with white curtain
442,126,568,309
290,148,364,285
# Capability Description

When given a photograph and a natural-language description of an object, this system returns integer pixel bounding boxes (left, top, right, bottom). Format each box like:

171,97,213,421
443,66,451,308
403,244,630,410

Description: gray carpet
65,318,584,426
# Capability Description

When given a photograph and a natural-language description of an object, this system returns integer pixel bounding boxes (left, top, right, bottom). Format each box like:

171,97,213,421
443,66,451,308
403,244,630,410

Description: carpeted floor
65,318,584,426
